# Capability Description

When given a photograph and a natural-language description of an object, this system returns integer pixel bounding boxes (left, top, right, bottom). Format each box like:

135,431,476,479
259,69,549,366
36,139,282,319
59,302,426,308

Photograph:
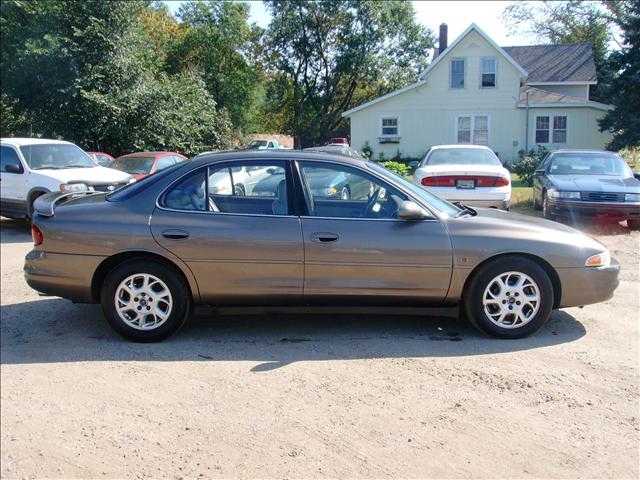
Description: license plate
456,179,475,189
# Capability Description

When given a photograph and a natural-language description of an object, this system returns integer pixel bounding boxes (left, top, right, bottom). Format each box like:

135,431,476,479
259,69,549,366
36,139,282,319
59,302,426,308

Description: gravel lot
1,217,638,479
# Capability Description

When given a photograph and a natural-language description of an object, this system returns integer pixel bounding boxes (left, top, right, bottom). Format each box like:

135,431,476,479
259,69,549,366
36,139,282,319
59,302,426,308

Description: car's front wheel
542,194,555,221
101,260,192,342
464,257,554,338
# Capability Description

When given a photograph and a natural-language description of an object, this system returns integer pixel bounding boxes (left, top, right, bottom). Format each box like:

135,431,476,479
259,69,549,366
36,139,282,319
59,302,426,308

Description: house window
536,115,567,144
451,59,465,88
481,57,496,88
380,116,399,137
457,115,489,145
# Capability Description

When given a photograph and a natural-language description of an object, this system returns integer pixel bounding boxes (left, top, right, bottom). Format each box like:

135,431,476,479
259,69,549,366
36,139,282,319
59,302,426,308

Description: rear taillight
31,224,43,246
421,175,510,187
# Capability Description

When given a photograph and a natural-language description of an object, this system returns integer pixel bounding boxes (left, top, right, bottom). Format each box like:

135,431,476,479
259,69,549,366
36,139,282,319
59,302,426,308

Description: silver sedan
25,151,619,341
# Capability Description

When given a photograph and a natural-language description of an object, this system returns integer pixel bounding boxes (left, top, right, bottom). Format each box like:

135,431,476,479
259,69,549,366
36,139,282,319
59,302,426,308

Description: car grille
581,192,623,202
90,183,128,192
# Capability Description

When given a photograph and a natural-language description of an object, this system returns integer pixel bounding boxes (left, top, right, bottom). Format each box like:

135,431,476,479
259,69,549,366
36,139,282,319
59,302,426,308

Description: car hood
416,164,509,178
548,174,640,193
34,166,133,184
445,207,608,267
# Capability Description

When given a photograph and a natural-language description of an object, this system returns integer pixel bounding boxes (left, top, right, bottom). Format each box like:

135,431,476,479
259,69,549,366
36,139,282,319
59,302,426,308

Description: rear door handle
162,229,190,240
310,232,339,243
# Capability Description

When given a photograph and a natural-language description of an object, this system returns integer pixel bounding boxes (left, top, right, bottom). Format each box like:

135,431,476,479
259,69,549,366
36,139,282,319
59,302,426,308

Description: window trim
379,115,400,138
454,114,490,146
480,57,497,88
450,57,466,89
534,114,568,145
157,159,296,218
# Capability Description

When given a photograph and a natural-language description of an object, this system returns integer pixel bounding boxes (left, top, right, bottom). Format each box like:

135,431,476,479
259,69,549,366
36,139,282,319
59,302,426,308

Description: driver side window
299,162,407,219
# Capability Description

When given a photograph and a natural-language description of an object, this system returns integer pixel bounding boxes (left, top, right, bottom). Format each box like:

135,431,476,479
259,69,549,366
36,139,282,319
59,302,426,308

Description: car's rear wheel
464,257,554,339
101,260,191,342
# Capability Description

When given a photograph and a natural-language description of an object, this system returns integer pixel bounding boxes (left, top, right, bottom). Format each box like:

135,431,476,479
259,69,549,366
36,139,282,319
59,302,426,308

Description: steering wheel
362,187,383,218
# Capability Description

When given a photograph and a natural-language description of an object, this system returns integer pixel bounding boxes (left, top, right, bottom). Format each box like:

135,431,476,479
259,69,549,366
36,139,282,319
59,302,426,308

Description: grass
510,173,539,216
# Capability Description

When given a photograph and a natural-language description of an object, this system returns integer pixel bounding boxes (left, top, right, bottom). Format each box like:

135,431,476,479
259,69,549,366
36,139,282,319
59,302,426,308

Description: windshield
548,153,632,176
367,161,461,217
249,140,268,149
425,148,501,166
110,156,155,174
19,144,96,170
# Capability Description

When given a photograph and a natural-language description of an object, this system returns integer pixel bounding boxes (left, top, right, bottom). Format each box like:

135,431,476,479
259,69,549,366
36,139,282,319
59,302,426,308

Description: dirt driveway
1,218,638,479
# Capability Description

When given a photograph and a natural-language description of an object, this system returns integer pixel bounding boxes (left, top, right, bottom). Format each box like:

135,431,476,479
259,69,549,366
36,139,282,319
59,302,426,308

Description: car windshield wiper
32,166,64,170
453,201,477,217
60,164,93,169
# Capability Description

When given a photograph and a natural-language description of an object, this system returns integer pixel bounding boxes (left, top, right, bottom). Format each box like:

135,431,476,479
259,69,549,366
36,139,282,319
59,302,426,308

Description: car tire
628,219,640,230
532,191,542,211
464,257,554,339
542,194,555,221
340,186,351,200
234,184,246,196
27,191,46,220
100,260,192,342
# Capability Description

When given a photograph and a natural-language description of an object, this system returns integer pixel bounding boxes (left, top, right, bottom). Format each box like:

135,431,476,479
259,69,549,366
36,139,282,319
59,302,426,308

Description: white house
342,23,612,164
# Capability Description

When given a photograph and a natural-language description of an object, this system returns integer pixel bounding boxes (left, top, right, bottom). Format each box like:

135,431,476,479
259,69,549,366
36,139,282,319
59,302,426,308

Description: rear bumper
549,199,640,220
421,186,510,209
556,259,620,308
24,250,104,303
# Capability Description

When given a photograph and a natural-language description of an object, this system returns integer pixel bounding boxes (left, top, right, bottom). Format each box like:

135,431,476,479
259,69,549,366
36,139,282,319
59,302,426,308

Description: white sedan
412,145,511,210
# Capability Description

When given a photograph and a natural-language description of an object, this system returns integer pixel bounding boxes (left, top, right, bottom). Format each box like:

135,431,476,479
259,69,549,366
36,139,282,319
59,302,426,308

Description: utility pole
524,91,530,152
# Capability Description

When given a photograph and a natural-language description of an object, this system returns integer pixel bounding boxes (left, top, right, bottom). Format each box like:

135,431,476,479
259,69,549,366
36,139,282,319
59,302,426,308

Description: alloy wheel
114,273,173,330
482,271,541,328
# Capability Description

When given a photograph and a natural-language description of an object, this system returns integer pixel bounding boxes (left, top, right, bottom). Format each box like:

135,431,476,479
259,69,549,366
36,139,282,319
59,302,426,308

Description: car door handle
310,232,339,243
162,229,190,240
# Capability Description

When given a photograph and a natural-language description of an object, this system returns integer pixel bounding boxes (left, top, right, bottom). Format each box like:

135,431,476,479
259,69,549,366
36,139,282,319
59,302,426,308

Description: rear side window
155,156,175,172
1,146,24,173
163,169,207,211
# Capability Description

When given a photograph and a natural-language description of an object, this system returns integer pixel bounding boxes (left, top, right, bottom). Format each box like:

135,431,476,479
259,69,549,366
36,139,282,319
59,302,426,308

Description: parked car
86,151,115,167
304,145,363,158
245,139,290,150
208,164,274,196
1,138,134,219
26,151,618,342
108,152,188,180
532,150,640,228
412,145,511,209
326,137,349,146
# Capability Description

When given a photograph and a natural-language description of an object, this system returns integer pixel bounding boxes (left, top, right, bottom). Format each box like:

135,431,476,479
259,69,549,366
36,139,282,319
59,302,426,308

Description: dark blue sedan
532,150,640,228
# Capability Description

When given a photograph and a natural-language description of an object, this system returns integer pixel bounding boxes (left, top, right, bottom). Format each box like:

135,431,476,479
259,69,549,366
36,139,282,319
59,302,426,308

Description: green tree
598,1,640,149
167,1,264,131
501,1,613,101
263,0,434,146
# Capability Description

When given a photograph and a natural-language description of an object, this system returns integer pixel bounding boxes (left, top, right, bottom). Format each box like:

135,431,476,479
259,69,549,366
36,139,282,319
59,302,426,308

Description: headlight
624,193,640,202
60,183,88,193
548,189,580,200
585,251,610,267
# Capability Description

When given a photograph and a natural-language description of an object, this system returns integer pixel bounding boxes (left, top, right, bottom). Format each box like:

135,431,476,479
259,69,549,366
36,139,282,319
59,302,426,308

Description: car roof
190,149,368,168
0,137,75,146
119,151,179,157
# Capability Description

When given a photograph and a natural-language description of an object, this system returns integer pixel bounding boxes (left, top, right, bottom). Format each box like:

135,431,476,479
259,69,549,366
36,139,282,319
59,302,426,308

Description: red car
109,152,188,180
326,137,349,146
86,151,115,167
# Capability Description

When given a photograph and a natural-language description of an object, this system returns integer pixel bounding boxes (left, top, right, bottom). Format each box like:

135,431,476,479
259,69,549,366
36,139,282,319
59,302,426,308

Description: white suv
1,138,134,219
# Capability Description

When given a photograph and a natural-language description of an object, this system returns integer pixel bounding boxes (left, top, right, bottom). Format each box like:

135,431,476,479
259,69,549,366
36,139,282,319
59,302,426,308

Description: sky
163,1,533,46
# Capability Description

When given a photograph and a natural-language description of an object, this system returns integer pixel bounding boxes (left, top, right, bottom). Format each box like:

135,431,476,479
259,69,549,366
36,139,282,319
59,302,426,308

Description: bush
619,146,640,170
381,161,410,177
513,146,549,186
361,141,373,159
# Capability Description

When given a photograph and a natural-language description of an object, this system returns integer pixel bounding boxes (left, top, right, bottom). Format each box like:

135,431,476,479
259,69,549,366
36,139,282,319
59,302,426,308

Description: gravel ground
1,217,638,479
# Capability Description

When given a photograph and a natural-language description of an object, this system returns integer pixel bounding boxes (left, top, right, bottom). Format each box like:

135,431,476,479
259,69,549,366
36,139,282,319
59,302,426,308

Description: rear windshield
111,156,155,174
425,148,501,166
548,153,632,176
20,144,96,170
106,161,186,201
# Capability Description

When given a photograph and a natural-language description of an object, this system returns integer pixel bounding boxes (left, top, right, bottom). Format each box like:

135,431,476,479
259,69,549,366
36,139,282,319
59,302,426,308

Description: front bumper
556,259,620,308
24,250,104,303
548,199,640,221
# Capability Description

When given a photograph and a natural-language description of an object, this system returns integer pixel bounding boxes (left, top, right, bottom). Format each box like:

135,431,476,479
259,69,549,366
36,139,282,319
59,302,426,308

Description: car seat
272,180,288,215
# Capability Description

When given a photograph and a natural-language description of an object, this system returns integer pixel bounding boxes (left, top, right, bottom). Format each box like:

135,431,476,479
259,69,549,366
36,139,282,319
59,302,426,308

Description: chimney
439,23,448,55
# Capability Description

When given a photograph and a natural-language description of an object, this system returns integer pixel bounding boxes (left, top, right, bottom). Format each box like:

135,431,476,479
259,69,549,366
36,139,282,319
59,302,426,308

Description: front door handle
310,232,339,243
162,229,190,240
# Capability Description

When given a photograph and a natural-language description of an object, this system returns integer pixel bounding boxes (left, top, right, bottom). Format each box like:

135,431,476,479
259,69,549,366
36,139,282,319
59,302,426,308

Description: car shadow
0,218,31,244
1,298,586,371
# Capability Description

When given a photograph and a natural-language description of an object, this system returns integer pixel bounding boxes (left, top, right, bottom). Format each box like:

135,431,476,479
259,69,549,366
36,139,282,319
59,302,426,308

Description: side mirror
408,161,419,168
397,200,430,221
4,164,23,174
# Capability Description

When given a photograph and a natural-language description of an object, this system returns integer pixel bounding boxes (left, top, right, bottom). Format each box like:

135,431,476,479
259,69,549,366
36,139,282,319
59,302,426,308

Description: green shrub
381,161,410,177
619,146,640,170
512,156,540,186
361,141,373,159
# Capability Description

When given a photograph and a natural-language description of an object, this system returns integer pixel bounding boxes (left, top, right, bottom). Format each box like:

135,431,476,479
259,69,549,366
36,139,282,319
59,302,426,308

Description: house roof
517,86,610,110
503,44,597,83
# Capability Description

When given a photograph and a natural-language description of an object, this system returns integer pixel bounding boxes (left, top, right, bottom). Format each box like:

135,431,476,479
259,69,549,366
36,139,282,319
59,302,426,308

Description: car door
0,145,28,209
150,159,303,304
297,160,453,303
